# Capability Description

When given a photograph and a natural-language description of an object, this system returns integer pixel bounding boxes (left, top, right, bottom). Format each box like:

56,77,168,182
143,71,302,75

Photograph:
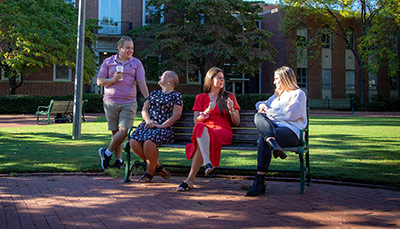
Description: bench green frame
123,109,310,194
35,99,88,124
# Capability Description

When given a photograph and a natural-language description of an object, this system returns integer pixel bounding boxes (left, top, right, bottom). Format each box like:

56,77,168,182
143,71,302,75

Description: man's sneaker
112,160,125,169
98,148,111,170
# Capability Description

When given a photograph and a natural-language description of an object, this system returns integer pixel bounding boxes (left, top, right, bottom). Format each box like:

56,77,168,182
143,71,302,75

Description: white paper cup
116,66,124,80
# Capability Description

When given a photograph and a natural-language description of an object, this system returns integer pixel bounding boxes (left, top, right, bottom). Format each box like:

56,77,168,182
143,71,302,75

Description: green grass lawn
0,116,399,188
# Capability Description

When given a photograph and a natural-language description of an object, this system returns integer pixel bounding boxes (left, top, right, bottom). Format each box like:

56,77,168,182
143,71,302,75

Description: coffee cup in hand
116,66,124,81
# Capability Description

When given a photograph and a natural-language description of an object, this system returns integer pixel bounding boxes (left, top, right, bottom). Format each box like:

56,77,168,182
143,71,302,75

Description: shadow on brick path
1,175,399,228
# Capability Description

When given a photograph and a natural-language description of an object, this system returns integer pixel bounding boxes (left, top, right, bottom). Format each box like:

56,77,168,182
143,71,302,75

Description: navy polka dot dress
130,90,183,146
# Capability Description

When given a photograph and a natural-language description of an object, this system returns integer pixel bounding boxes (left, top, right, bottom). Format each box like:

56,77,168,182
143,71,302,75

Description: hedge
0,93,271,114
1,93,398,114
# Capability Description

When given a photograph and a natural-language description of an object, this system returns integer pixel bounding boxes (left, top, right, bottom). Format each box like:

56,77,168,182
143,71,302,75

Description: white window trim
53,64,72,82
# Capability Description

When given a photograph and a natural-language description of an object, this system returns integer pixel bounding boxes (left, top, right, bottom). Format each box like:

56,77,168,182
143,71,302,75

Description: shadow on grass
311,116,400,126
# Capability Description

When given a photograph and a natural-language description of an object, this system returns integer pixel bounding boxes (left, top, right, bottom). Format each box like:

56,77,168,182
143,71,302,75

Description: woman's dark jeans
254,113,300,172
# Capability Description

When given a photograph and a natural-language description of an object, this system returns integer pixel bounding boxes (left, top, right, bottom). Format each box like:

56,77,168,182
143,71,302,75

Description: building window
64,0,75,4
143,0,164,26
321,26,331,49
296,24,307,89
322,69,332,99
186,60,200,84
390,76,399,97
99,0,121,34
297,24,307,47
144,56,161,82
1,67,21,81
345,28,354,50
224,63,249,94
345,70,355,95
368,72,377,100
53,65,72,81
296,68,307,88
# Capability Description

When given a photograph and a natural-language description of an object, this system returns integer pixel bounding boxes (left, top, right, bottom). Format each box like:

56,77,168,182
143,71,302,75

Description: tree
129,0,276,85
0,0,98,95
280,0,400,104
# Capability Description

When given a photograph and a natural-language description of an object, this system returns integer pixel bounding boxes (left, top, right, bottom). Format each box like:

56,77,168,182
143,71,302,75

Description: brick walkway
1,175,399,228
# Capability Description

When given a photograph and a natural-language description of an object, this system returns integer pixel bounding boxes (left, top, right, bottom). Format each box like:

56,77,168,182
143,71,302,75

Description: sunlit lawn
0,115,399,188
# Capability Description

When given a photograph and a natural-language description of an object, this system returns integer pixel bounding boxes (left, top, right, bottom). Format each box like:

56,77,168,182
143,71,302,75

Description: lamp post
72,0,86,139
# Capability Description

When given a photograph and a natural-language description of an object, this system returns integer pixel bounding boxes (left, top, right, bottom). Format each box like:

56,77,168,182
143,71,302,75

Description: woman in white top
246,66,307,197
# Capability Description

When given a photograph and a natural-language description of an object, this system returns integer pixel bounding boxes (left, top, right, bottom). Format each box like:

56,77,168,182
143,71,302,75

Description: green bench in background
35,99,88,124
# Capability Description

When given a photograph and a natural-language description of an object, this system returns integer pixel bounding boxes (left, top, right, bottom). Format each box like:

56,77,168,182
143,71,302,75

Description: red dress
185,93,240,167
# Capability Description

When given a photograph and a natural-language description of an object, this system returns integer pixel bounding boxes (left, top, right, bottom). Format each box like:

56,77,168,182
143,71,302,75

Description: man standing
97,36,149,170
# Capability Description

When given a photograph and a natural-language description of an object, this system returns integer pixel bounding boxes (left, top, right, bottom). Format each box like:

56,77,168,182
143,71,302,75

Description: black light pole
72,0,86,139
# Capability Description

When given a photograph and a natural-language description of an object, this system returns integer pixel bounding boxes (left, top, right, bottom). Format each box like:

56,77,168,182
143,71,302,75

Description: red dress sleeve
192,93,207,111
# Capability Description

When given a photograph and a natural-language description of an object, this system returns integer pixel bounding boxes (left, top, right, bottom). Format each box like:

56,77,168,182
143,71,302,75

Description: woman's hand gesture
258,104,268,114
226,97,234,111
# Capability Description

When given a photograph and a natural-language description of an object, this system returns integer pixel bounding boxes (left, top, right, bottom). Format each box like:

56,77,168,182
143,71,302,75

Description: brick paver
0,175,399,228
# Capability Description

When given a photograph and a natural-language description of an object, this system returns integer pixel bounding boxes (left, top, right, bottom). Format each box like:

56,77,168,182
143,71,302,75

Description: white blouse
255,89,307,139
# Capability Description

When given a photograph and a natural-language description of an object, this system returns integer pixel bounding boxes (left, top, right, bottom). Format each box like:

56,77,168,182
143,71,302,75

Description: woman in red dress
177,67,241,192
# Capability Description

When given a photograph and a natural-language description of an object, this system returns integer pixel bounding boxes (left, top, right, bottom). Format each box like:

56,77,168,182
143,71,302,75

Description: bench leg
124,141,131,183
298,149,305,194
47,114,51,124
305,150,311,185
36,114,39,125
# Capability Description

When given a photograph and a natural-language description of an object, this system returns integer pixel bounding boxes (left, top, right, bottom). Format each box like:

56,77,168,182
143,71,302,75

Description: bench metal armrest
37,106,49,112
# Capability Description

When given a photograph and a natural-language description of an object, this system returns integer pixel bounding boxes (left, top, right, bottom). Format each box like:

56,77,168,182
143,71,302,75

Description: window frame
143,0,164,26
321,26,331,49
53,64,72,82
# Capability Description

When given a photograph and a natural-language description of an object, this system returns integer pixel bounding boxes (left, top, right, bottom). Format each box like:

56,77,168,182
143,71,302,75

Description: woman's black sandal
137,172,153,183
177,182,193,192
156,164,171,180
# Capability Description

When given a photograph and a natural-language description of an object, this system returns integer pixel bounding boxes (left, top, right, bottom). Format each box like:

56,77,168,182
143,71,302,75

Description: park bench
123,109,310,194
35,99,88,124
309,98,354,115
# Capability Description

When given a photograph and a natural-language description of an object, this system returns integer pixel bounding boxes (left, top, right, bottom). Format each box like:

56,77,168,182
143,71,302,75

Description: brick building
1,1,398,101
259,5,400,101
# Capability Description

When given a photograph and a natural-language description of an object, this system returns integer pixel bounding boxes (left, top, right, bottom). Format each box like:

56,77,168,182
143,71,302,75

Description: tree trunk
9,76,17,95
6,66,23,95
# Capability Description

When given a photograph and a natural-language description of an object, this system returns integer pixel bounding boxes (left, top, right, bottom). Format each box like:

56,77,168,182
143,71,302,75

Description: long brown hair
203,67,231,117
274,66,300,96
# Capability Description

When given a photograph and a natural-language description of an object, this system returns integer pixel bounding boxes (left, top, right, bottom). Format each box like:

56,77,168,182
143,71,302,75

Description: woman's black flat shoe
177,182,193,192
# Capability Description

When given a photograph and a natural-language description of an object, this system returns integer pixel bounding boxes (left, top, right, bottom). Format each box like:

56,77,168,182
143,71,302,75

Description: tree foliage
0,0,98,94
128,0,276,83
280,0,400,104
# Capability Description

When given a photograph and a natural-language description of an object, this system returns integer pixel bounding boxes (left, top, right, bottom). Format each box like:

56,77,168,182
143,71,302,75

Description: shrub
0,93,104,114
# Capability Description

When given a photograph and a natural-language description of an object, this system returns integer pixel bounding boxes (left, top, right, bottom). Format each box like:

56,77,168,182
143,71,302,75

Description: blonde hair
274,66,299,96
203,67,231,117
165,70,179,87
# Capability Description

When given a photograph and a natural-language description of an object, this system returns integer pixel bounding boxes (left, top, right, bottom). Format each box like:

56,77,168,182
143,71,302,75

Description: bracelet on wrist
229,108,236,114
199,111,209,119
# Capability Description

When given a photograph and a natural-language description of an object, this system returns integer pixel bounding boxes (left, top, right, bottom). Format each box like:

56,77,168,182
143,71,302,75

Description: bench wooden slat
50,101,74,114
175,121,256,128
